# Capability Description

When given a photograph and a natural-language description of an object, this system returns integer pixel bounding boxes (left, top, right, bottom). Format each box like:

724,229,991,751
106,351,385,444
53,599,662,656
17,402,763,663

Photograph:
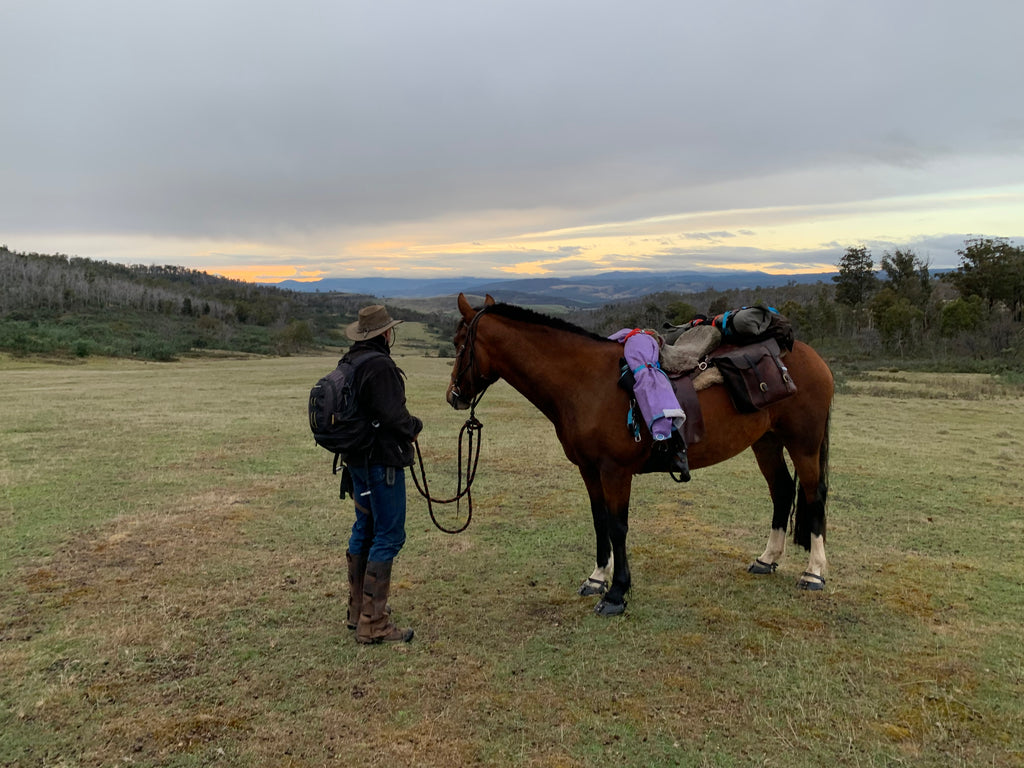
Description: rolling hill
271,270,836,305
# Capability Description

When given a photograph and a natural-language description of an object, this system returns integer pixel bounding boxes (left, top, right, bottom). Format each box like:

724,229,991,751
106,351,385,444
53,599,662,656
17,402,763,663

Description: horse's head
446,293,497,410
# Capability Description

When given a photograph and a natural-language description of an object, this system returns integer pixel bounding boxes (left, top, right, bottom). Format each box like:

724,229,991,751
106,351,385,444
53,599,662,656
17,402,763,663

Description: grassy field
2,337,1023,767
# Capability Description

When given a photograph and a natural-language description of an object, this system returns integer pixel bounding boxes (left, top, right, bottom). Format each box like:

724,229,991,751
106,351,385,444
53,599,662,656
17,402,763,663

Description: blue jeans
346,464,407,562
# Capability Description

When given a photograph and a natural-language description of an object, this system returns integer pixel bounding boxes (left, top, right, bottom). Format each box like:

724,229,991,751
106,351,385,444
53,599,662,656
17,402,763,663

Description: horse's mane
485,302,611,343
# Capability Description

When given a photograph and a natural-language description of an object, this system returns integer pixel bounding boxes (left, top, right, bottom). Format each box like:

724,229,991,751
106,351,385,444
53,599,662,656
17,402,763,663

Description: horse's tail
793,403,830,550
818,405,831,516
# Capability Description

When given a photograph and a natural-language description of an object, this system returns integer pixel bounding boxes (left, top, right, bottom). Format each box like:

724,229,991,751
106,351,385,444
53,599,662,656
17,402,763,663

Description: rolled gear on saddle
609,328,690,479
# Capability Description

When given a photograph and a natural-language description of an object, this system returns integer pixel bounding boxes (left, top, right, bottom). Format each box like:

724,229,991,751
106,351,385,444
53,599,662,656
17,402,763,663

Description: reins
411,306,491,534
411,412,482,533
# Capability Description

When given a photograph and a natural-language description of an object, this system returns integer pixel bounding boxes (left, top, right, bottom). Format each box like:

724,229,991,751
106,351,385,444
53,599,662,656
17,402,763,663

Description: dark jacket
344,336,422,467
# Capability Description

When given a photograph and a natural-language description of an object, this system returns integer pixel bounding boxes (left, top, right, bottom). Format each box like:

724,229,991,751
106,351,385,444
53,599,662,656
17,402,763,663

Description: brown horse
446,293,834,616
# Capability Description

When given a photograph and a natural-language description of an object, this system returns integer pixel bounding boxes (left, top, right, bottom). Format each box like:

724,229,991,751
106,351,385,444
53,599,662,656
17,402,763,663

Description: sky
3,1,1023,284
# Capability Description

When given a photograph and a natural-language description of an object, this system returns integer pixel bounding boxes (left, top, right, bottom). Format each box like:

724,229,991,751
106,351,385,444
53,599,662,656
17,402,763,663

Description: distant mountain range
271,270,837,306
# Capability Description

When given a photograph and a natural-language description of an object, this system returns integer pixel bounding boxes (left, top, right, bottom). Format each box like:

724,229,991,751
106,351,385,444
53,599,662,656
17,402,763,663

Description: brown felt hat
345,304,404,341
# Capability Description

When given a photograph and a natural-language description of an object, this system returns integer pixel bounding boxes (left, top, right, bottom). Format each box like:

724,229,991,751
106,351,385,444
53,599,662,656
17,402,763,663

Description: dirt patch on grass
5,490,284,763
21,489,259,608
6,491,253,643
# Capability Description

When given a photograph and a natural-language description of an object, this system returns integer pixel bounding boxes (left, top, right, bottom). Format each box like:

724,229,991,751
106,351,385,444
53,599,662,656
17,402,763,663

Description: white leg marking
805,534,827,577
589,552,614,584
756,528,787,567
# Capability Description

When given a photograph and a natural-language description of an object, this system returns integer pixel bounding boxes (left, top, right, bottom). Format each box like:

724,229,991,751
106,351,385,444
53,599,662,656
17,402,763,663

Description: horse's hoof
748,559,778,575
797,572,825,591
578,577,607,597
594,598,626,616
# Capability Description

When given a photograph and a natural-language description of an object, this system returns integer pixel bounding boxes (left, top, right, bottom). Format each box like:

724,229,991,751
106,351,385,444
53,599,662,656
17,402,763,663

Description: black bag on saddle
710,338,797,413
713,305,794,351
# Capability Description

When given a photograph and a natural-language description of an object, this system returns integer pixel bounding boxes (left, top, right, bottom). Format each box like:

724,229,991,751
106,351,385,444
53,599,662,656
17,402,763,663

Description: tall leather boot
669,432,691,481
356,560,414,644
345,551,368,630
640,433,691,480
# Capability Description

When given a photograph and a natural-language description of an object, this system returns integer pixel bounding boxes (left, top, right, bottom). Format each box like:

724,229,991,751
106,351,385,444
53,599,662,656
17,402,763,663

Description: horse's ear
484,294,496,306
457,292,475,320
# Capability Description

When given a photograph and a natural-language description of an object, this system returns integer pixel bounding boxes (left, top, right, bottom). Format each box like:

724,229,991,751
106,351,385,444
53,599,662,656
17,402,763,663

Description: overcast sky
3,1,1023,283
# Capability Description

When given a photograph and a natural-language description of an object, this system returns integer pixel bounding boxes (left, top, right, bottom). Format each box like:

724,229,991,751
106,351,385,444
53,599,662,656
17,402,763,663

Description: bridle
447,304,496,412
411,305,493,534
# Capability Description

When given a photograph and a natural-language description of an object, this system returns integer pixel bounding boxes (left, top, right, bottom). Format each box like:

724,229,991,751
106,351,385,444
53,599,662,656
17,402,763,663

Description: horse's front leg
594,469,633,617
578,467,612,597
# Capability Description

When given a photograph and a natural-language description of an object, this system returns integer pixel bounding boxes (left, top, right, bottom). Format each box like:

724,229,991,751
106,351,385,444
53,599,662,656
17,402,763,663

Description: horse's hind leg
581,553,614,596
788,411,830,590
792,469,828,590
578,467,613,597
749,432,797,574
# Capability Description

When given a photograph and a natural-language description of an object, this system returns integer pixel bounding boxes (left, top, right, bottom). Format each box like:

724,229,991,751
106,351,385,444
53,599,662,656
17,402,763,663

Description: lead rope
411,390,485,533
411,414,483,534
412,306,490,533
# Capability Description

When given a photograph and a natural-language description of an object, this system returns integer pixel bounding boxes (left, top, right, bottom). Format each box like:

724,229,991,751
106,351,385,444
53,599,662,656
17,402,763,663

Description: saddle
653,324,798,445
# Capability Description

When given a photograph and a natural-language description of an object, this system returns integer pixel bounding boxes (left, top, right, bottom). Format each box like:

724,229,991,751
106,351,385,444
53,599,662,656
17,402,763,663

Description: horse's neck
487,321,614,417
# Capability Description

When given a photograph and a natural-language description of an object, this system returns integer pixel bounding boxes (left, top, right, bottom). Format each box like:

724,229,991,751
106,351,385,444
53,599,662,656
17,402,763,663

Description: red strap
623,328,653,341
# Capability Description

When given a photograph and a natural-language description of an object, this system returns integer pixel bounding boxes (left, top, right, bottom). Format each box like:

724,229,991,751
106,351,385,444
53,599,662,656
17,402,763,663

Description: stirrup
670,450,690,482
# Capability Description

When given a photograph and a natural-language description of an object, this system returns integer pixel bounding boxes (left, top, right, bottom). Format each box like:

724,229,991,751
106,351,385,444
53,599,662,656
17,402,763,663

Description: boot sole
356,629,414,644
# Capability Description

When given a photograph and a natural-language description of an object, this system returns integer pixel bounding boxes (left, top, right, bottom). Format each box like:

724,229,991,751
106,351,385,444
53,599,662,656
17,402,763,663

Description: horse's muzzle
446,387,471,411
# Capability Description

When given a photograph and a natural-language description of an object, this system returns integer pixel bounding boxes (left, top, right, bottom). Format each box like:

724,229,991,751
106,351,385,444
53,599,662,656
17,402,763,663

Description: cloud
2,1,1023,279
681,232,738,242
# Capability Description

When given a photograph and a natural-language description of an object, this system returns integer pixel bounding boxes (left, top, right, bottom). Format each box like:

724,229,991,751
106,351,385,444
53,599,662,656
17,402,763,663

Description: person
341,304,423,644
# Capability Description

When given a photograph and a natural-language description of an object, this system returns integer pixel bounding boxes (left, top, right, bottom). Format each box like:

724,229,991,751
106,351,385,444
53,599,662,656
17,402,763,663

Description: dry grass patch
845,369,1023,399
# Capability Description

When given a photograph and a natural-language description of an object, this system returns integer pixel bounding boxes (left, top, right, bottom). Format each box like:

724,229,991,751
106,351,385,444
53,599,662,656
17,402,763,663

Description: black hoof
578,577,607,597
594,598,626,616
748,558,778,575
797,572,825,591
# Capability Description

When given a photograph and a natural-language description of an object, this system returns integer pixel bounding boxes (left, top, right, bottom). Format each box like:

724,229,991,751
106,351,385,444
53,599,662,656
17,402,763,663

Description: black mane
485,302,611,343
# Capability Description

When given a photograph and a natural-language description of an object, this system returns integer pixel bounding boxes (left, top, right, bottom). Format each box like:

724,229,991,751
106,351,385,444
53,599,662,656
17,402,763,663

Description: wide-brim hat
345,304,404,341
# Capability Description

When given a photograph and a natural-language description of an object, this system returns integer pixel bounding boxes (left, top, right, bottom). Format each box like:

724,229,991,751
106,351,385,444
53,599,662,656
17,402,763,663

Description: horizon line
260,266,849,284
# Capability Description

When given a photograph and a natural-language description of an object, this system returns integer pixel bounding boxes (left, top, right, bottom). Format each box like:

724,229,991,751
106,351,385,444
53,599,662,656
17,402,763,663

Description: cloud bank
2,1,1022,280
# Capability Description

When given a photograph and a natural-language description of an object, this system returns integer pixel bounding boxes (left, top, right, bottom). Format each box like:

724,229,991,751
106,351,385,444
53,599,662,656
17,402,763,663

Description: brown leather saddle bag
708,337,797,413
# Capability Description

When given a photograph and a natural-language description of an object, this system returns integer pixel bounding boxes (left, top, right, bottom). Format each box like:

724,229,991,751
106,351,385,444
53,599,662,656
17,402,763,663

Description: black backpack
308,350,383,465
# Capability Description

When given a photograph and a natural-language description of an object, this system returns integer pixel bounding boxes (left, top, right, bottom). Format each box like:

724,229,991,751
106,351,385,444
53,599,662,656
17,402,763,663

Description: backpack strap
334,454,355,499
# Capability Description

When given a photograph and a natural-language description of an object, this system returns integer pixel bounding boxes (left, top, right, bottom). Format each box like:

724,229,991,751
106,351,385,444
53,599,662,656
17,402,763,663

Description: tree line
568,237,1023,371
820,237,1022,364
0,247,391,359
3,238,1022,370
